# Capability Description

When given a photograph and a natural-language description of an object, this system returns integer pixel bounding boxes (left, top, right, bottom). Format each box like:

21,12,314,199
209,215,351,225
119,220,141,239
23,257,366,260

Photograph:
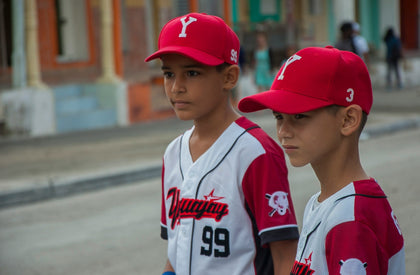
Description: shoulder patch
266,191,290,216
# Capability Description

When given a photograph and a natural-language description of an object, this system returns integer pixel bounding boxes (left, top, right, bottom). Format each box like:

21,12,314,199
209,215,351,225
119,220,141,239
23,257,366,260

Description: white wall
1,88,55,136
333,0,356,25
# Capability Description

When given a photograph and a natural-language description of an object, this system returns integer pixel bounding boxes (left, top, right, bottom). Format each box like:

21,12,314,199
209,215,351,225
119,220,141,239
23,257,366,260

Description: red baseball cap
238,46,373,114
144,13,240,66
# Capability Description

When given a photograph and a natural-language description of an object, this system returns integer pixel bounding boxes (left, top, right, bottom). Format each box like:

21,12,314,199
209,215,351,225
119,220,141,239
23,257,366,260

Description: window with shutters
54,0,89,62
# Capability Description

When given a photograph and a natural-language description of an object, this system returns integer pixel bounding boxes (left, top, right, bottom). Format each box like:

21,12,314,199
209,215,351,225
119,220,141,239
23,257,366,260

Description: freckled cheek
307,132,321,144
163,82,173,96
275,125,282,140
305,126,338,155
163,79,169,91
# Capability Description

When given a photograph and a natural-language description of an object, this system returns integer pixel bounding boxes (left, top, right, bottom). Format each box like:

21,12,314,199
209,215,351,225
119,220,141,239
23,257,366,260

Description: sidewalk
0,86,419,208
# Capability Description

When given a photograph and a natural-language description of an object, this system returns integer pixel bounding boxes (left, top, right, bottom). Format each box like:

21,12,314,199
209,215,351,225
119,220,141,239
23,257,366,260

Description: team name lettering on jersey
167,187,229,229
291,261,315,275
291,252,315,275
179,16,197,37
278,54,302,80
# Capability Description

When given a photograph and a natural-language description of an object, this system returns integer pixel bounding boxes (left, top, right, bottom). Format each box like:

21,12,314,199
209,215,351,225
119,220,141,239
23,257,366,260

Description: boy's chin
287,158,309,168
173,111,193,121
175,115,193,121
291,163,308,168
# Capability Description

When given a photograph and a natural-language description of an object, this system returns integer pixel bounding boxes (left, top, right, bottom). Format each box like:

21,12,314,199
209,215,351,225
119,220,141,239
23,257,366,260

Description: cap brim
238,89,334,114
144,46,224,66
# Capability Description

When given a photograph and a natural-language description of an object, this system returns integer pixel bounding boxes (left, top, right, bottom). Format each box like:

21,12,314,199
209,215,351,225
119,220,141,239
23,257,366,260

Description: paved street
0,128,419,274
0,86,419,207
0,177,166,275
0,85,419,274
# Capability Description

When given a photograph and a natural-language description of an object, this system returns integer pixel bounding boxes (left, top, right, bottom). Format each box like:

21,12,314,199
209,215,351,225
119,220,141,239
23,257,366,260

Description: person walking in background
335,22,357,54
280,46,298,67
352,22,370,65
384,27,403,89
253,32,275,92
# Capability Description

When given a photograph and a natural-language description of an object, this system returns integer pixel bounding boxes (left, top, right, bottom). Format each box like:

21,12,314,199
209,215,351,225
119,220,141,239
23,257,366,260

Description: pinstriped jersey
161,117,299,275
291,179,405,274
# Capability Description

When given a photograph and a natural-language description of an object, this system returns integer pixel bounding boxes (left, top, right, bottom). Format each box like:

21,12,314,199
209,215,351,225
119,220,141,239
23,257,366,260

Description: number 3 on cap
346,88,354,102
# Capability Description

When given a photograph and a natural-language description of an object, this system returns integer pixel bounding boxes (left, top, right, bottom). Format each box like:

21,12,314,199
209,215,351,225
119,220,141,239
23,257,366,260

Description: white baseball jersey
161,117,299,275
353,35,369,58
291,179,405,274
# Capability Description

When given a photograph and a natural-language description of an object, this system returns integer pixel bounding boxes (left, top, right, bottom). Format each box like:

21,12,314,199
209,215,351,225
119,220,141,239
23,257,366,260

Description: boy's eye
273,113,283,120
186,70,199,77
294,114,307,119
163,71,173,78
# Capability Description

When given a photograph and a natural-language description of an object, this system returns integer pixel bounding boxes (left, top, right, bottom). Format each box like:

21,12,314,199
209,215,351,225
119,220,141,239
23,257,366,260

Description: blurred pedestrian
253,32,275,92
352,22,369,65
383,27,403,89
335,22,357,54
280,45,298,67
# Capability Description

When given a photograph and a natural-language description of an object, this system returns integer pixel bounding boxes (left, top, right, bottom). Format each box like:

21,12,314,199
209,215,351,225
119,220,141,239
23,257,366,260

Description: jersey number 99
200,226,230,257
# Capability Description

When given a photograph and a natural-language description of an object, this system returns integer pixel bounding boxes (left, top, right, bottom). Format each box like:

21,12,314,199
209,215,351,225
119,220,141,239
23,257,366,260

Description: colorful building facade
0,0,418,136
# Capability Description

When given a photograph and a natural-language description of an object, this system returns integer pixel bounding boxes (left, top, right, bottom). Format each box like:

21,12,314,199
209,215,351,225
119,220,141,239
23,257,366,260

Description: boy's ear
223,65,240,91
340,105,363,136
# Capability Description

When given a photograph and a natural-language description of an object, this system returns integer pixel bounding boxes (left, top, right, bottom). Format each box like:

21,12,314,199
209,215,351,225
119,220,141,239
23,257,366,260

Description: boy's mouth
172,100,190,108
282,145,298,154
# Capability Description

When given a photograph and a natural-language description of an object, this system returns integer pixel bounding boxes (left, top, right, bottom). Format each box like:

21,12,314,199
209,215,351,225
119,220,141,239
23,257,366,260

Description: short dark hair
359,112,368,132
340,22,353,33
215,62,231,72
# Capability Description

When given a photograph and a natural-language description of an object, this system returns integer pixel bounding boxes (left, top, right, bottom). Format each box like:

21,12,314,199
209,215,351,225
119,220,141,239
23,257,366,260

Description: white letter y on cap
179,16,197,38
278,54,302,80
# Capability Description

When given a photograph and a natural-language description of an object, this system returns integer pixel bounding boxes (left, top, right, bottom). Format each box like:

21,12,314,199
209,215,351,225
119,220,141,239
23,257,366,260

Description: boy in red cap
145,13,299,275
238,46,405,274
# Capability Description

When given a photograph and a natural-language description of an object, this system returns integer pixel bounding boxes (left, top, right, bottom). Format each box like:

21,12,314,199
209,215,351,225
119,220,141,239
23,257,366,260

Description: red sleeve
325,221,388,274
160,159,168,239
242,152,299,246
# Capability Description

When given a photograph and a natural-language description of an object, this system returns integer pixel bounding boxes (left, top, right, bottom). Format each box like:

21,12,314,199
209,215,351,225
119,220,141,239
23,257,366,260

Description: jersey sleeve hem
161,224,168,240
260,225,299,246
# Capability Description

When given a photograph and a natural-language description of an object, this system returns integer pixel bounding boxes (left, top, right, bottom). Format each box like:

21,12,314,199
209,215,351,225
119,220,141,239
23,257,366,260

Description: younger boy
238,46,405,274
145,13,299,275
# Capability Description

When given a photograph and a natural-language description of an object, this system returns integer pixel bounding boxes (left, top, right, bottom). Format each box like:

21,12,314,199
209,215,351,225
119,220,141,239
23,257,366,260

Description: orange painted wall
128,83,151,122
128,82,174,123
400,0,419,49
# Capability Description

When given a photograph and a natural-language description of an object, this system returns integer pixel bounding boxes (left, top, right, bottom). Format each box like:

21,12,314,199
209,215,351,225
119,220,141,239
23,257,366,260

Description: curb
361,116,420,140
0,165,162,209
1,116,419,210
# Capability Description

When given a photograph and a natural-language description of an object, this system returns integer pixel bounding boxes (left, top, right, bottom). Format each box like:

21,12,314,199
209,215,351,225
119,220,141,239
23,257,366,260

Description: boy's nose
277,121,293,140
171,76,186,94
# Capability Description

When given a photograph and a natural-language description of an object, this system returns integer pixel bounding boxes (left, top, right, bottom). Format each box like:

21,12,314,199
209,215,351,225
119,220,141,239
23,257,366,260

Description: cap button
325,45,334,49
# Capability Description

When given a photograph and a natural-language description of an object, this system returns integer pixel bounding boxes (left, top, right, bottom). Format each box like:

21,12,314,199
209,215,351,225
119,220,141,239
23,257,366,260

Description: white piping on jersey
297,186,390,265
298,221,321,263
178,125,260,275
258,224,299,236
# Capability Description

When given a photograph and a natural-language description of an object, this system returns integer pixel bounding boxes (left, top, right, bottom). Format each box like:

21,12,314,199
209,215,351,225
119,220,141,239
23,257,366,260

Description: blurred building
0,0,418,136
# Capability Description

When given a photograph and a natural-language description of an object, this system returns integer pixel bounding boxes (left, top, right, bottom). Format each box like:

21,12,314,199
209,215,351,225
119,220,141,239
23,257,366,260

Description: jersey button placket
176,221,191,274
